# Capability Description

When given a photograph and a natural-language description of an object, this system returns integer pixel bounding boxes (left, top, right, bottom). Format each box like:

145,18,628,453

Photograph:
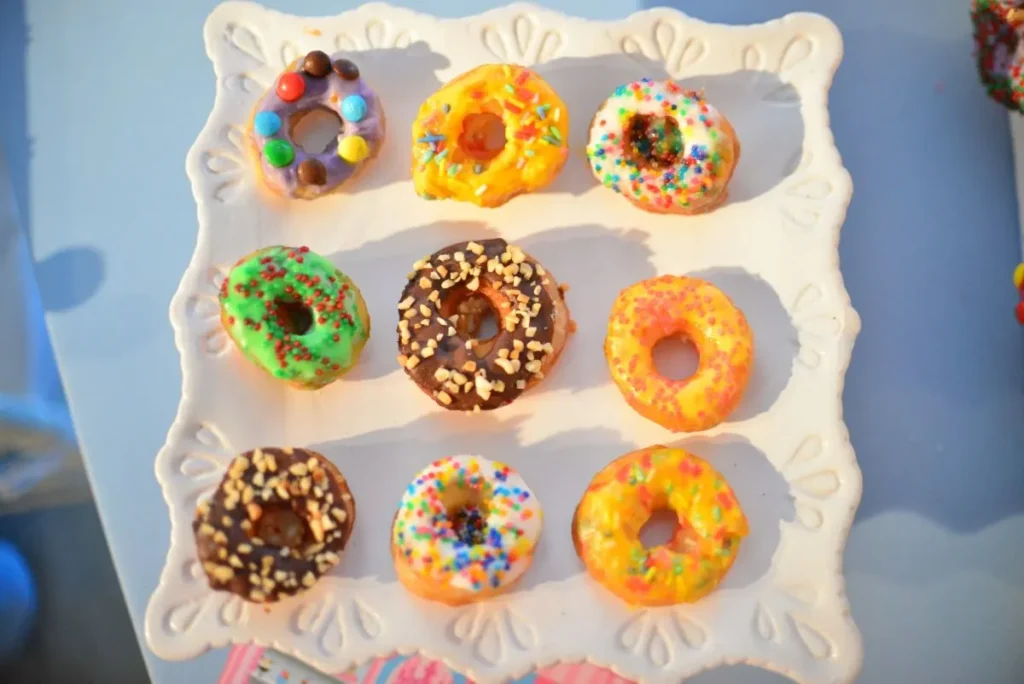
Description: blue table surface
2,0,1023,682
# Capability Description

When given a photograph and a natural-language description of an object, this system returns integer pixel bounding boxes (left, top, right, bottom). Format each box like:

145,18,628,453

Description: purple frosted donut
247,50,385,200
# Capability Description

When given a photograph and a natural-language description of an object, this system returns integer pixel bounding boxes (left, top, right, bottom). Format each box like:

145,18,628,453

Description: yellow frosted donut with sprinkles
391,455,543,605
411,64,569,208
586,79,740,215
572,446,748,606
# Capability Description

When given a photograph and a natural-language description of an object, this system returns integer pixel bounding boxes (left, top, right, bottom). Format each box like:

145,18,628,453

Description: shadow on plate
676,434,795,592
689,266,797,422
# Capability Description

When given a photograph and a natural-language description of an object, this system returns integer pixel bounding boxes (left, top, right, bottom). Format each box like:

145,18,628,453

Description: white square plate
144,3,861,682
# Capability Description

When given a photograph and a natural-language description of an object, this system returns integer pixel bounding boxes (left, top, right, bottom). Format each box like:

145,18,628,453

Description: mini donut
219,245,371,389
972,1,1024,111
391,455,542,605
1014,263,1024,323
605,275,753,432
411,64,569,207
586,79,740,214
193,447,356,604
572,446,748,606
247,50,385,199
396,238,572,411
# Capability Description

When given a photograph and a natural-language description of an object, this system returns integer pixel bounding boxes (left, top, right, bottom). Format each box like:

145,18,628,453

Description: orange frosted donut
572,446,748,606
605,275,753,432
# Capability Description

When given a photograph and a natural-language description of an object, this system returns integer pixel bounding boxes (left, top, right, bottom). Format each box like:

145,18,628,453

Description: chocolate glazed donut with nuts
396,238,573,411
193,447,356,604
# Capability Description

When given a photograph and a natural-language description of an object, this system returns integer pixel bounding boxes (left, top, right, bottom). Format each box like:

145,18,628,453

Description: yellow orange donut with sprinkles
411,64,569,208
572,446,748,606
391,455,543,605
586,79,740,214
606,275,754,432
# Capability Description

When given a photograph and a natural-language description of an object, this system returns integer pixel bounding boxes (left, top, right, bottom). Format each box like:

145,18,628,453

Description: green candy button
263,139,295,168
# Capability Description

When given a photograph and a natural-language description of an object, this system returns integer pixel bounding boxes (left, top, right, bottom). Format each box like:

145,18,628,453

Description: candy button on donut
338,135,370,163
333,59,360,80
605,275,754,432
263,140,295,168
276,72,306,102
341,95,367,122
253,111,281,137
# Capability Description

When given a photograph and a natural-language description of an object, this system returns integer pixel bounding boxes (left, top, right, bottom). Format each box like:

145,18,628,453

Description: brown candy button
302,50,332,78
297,159,327,186
332,59,360,81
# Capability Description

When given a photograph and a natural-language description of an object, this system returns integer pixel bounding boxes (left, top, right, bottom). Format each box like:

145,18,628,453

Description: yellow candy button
337,135,370,163
1015,263,1024,290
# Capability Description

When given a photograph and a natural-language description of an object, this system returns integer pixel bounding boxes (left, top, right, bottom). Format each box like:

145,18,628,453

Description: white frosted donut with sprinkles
586,79,740,215
390,455,543,605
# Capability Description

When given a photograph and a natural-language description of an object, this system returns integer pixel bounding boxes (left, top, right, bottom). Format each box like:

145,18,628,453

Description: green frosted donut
218,245,370,389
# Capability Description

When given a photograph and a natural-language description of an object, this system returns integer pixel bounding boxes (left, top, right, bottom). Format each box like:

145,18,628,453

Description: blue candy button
341,94,368,123
253,110,282,137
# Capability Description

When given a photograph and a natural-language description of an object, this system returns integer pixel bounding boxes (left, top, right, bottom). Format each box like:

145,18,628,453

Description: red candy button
276,72,306,102
1016,301,1024,325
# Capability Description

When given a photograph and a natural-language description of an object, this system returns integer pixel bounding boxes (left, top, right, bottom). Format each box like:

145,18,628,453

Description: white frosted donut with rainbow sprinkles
586,79,740,215
391,455,542,605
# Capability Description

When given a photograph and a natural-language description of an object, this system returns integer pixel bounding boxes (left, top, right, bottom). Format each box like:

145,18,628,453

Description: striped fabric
219,646,635,684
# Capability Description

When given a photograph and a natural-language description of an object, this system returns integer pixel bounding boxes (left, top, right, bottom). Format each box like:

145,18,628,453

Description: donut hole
442,489,490,547
273,297,314,335
444,292,501,358
252,504,310,550
639,508,678,549
639,509,703,555
458,112,507,162
291,107,343,154
652,336,699,381
624,114,684,169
